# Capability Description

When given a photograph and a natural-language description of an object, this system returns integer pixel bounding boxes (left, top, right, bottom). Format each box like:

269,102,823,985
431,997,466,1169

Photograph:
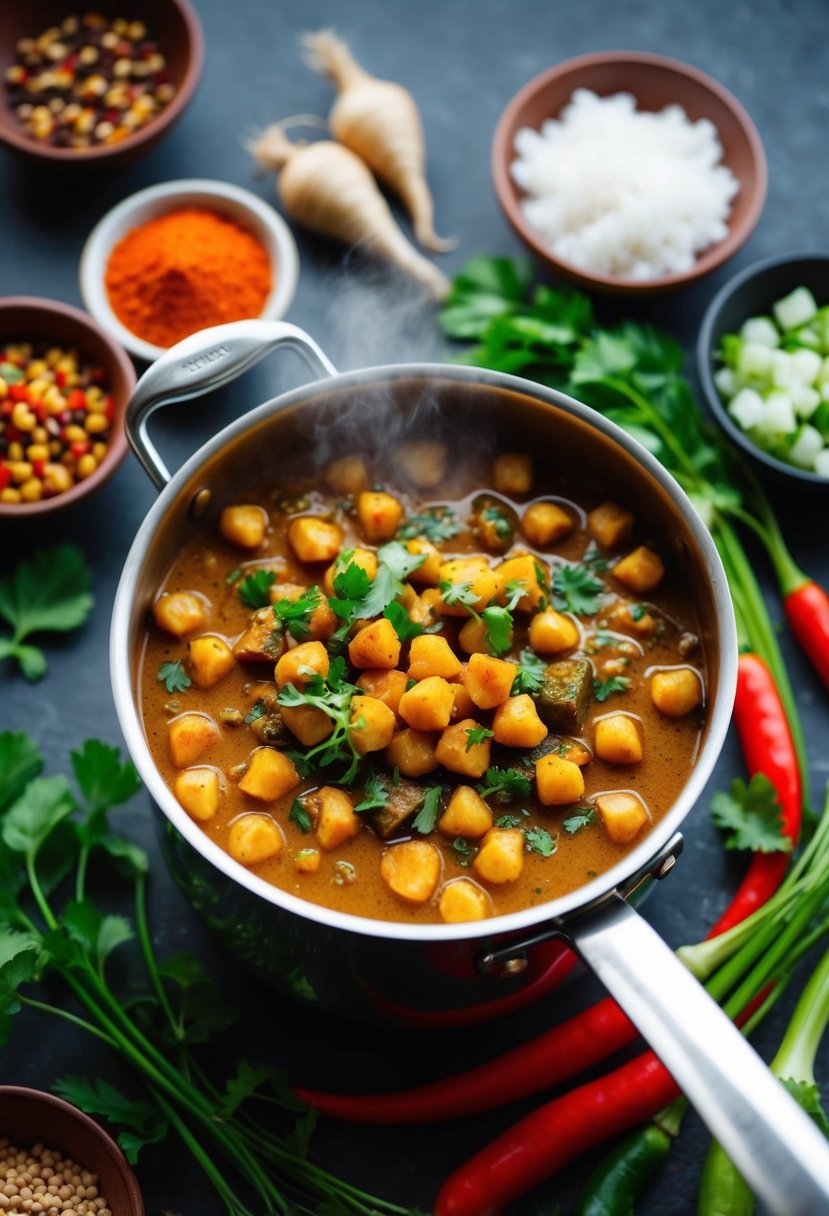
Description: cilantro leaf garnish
0,544,93,680
780,1078,829,1138
439,579,479,611
397,507,462,542
244,701,266,725
273,586,321,641
238,569,277,609
329,544,426,632
525,826,556,857
288,799,313,834
412,786,444,834
593,675,631,703
465,726,495,752
494,814,523,829
452,836,474,865
277,658,361,782
710,774,792,854
477,767,532,801
158,660,191,694
553,562,604,617
354,772,390,814
563,807,597,834
384,599,424,643
511,647,547,696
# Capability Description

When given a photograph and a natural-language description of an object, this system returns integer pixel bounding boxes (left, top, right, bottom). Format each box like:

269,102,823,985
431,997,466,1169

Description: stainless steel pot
111,319,829,1215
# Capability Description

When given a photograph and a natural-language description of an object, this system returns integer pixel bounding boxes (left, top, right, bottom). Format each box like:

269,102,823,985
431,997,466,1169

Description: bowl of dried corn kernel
0,1085,144,1215
0,1,203,165
0,297,135,516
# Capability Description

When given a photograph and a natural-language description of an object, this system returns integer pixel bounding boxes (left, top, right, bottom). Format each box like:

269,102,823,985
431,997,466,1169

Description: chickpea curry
139,439,706,926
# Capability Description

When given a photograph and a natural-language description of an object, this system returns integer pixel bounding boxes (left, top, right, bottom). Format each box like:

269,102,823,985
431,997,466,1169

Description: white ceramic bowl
79,178,300,362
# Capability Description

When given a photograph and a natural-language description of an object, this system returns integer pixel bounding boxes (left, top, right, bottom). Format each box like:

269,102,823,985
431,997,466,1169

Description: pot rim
111,361,737,944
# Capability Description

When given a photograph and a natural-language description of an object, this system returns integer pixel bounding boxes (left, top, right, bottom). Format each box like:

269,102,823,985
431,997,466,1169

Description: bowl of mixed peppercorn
0,296,136,515
0,1,203,164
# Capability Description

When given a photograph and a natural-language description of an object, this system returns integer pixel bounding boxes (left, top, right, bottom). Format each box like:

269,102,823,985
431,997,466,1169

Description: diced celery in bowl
714,286,829,477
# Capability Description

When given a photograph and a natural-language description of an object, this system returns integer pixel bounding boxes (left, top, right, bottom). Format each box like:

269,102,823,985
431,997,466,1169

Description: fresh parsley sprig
0,731,415,1216
273,585,321,641
553,562,604,617
593,675,631,703
511,646,547,696
238,569,277,609
477,767,532,802
158,660,191,694
277,658,362,783
437,579,522,657
465,726,494,752
412,786,444,834
711,774,792,854
354,772,391,814
525,826,556,857
0,545,93,680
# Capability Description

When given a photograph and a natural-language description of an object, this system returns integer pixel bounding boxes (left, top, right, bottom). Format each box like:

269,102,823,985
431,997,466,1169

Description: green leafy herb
288,798,313,834
273,585,322,641
0,733,43,813
511,647,547,696
525,826,556,857
452,836,474,865
244,701,266,725
494,813,523,829
439,579,479,611
225,567,241,585
593,675,631,702
481,506,514,540
781,1078,829,1138
238,569,277,609
277,657,361,782
0,733,411,1216
553,562,604,617
629,602,648,622
465,725,495,752
480,605,513,656
412,786,443,834
157,660,191,694
477,767,532,801
0,545,92,680
384,598,424,643
53,1077,168,1165
354,772,390,814
711,774,792,854
397,507,462,542
329,544,426,634
563,807,597,834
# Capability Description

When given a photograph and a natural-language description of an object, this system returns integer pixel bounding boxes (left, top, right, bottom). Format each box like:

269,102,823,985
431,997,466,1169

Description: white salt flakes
511,89,739,281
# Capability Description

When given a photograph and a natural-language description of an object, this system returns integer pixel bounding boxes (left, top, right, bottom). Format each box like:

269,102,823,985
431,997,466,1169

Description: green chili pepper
697,1138,754,1216
574,1123,672,1216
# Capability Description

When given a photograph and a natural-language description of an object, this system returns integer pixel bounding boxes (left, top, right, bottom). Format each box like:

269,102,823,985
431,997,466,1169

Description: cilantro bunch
0,731,421,1216
440,256,811,788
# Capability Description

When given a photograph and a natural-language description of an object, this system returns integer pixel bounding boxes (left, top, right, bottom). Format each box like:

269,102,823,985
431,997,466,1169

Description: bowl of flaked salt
492,51,766,295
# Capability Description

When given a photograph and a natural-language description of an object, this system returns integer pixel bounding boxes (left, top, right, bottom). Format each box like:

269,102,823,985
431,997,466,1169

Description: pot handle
125,320,338,490
566,894,829,1216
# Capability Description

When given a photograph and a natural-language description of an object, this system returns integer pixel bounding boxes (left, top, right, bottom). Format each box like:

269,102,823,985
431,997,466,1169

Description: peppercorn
0,341,113,505
5,12,176,150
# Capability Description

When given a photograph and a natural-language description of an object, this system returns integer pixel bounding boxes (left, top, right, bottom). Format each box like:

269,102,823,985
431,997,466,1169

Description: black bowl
697,252,829,487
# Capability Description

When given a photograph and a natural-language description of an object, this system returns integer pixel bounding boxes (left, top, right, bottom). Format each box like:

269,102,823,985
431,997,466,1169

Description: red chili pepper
433,1051,680,1216
0,466,12,490
67,389,87,411
70,441,91,458
295,991,635,1124
9,385,29,403
785,580,829,694
32,459,45,478
707,652,801,937
55,371,67,388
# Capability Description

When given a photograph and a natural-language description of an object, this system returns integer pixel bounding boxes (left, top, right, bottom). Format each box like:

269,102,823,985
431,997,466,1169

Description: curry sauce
138,444,705,925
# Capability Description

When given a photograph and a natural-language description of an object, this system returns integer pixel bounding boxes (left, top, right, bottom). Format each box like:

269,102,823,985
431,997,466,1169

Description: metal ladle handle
568,895,829,1216
125,320,338,489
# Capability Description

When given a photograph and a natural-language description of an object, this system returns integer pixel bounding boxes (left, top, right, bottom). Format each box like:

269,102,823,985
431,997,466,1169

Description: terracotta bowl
492,51,767,296
0,296,136,518
0,1086,144,1215
0,0,203,166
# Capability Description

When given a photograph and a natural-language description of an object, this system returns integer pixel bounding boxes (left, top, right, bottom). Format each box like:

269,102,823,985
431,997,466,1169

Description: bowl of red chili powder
79,178,300,361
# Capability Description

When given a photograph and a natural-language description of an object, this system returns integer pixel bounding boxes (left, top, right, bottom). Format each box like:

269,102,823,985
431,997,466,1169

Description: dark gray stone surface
2,0,829,1213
